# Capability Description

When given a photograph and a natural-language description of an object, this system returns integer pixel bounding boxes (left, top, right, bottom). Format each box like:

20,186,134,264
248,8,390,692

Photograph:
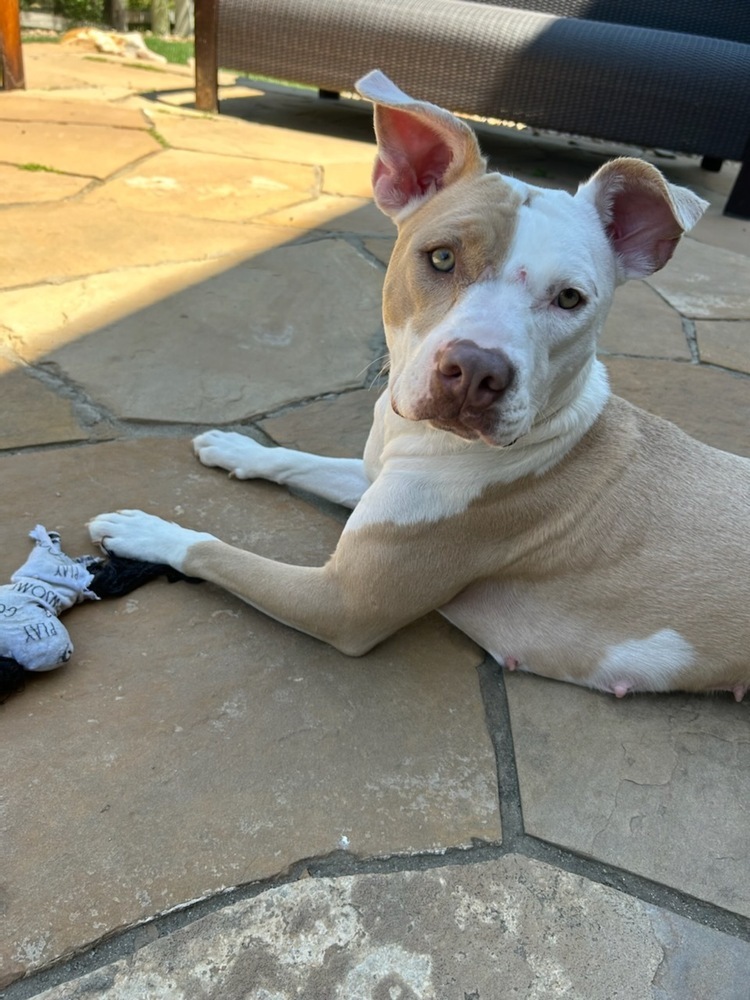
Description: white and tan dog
89,72,750,700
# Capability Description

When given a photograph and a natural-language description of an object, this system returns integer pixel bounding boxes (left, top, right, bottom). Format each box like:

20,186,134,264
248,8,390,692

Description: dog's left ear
356,70,485,218
577,157,708,280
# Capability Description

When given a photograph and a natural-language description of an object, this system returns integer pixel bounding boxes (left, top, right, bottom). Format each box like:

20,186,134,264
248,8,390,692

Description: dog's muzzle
419,339,515,440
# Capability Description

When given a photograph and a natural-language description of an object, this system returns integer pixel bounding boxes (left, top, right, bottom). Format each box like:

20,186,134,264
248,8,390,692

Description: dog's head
357,71,707,448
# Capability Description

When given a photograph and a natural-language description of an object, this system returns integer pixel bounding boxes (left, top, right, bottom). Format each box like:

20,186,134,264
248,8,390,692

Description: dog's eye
429,247,456,272
556,288,583,309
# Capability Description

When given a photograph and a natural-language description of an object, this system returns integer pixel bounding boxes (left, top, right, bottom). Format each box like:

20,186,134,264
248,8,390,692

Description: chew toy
0,525,190,700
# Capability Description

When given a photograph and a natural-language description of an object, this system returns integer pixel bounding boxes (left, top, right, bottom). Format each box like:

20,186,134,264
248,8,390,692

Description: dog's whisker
370,365,391,388
356,354,390,383
358,354,391,389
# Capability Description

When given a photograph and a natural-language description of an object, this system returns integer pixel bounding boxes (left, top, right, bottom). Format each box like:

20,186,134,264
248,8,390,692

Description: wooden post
0,0,25,91
194,0,218,113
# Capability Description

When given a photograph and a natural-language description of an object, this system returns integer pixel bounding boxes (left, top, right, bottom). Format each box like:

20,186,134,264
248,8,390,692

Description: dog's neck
515,357,611,473
353,358,612,529
380,357,610,481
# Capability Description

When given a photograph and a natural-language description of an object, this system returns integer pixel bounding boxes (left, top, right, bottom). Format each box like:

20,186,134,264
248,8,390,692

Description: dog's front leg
193,430,371,509
88,509,469,655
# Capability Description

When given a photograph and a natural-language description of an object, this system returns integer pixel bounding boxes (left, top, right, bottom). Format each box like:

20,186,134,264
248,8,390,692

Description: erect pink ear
577,157,708,280
356,70,485,218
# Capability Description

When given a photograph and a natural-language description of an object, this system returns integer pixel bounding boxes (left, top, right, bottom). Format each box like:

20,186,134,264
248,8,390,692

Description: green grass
143,36,193,65
22,32,193,66
148,126,170,148
21,33,61,43
18,162,64,173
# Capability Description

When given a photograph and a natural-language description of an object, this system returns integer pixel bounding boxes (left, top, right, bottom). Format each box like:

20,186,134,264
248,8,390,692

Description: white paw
87,509,215,571
193,430,269,479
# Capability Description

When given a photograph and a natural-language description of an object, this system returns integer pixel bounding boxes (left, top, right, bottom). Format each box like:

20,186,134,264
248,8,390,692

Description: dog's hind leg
193,430,370,508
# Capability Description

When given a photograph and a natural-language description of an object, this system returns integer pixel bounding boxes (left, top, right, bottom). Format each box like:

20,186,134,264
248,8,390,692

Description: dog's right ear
356,70,485,218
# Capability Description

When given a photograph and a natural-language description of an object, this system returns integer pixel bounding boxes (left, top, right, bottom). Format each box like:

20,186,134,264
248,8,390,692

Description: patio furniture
0,0,25,90
194,0,750,218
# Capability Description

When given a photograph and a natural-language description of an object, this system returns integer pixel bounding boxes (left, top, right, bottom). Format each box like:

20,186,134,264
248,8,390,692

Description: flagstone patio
1,41,748,999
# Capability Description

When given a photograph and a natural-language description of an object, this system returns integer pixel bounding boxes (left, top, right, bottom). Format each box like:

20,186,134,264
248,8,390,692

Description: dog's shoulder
604,394,749,472
577,394,750,532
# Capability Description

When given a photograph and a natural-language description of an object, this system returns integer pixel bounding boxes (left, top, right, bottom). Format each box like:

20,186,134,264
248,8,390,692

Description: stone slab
322,159,375,198
152,112,375,174
690,202,750,258
0,203,290,288
505,673,750,916
0,94,149,130
0,120,161,179
0,359,87,449
22,84,136,104
696,319,750,375
1,259,245,360
363,236,395,265
22,43,194,93
261,194,394,236
646,237,750,320
211,84,375,146
0,438,491,985
603,356,750,457
0,163,90,205
44,239,385,424
85,148,320,222
260,388,381,458
156,83,252,112
600,281,690,360
31,856,750,1000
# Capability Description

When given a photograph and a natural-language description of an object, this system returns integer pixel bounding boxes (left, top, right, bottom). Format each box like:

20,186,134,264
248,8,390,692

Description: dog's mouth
429,417,520,448
392,399,519,447
392,395,519,446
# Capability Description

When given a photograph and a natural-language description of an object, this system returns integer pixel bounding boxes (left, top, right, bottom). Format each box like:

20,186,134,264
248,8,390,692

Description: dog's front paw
88,510,215,571
193,430,269,479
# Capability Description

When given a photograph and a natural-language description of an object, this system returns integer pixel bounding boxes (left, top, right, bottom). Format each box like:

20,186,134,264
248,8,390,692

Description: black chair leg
724,159,750,219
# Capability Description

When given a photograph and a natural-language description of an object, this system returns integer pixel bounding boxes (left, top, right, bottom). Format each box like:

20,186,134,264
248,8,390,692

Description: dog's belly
440,580,607,683
439,579,746,697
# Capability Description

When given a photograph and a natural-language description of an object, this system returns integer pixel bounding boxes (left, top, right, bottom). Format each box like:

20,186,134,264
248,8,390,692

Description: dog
89,71,750,700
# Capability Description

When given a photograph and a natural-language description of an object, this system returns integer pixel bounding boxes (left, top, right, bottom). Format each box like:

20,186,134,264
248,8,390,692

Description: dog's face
382,171,615,446
358,71,707,447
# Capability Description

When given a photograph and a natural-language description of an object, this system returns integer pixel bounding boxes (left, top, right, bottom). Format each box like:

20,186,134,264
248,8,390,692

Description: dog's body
89,72,750,700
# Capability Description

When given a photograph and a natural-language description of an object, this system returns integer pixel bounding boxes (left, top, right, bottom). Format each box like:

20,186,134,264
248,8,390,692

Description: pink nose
434,340,513,414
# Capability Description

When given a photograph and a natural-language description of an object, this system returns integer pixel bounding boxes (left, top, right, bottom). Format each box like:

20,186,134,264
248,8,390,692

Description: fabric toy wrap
0,525,97,672
0,526,199,701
